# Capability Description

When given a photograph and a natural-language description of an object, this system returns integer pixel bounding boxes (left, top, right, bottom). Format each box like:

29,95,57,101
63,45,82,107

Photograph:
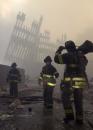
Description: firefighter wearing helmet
38,56,59,109
7,62,21,97
54,40,88,124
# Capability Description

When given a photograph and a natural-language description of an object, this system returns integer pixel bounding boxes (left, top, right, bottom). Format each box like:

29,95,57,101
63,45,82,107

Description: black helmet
11,62,17,67
65,40,76,51
44,56,52,63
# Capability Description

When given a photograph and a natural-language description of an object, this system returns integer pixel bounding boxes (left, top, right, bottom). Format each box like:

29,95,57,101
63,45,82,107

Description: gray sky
0,0,93,75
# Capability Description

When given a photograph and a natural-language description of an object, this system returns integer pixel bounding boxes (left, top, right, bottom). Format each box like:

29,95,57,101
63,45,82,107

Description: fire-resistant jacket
54,51,88,88
7,68,21,83
39,64,59,87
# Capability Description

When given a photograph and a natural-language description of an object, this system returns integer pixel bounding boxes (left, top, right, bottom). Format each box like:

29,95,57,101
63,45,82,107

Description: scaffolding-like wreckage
5,12,66,78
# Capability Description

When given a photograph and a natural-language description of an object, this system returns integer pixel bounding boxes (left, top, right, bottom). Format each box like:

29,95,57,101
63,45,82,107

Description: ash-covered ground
0,81,93,130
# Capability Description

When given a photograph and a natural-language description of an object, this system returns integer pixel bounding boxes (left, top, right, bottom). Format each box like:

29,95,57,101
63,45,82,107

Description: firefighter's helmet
44,56,52,63
11,62,17,67
65,40,76,51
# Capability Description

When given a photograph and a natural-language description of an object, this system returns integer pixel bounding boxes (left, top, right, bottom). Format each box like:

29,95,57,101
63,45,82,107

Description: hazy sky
0,0,93,74
1,0,93,38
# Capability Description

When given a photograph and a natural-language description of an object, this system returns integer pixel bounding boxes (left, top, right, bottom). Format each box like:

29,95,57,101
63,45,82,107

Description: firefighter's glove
56,46,65,54
55,72,59,78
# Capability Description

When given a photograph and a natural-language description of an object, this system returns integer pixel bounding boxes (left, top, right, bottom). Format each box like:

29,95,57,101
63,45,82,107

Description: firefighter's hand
55,72,59,78
56,46,65,53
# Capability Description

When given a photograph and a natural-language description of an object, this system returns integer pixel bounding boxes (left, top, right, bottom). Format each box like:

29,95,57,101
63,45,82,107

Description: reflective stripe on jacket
42,74,56,87
61,76,87,89
9,80,19,83
7,68,21,83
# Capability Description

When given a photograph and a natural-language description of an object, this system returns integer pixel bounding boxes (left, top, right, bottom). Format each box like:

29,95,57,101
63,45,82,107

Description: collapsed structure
5,12,66,78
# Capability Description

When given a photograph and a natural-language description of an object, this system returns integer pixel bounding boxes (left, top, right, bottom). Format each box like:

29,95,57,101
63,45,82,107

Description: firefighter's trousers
10,82,18,97
74,88,83,121
61,82,83,121
43,86,54,108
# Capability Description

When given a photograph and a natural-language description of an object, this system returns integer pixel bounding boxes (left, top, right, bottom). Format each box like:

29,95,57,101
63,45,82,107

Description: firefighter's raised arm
54,46,65,64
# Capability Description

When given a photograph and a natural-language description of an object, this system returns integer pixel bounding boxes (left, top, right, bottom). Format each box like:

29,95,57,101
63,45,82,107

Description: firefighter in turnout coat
39,56,59,109
54,41,88,124
7,63,21,97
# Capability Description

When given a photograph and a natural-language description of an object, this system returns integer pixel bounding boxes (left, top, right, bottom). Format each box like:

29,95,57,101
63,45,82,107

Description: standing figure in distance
54,41,88,124
7,62,21,97
39,56,59,109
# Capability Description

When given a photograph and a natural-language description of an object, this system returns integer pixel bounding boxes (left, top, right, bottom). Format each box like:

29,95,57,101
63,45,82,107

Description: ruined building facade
5,12,66,78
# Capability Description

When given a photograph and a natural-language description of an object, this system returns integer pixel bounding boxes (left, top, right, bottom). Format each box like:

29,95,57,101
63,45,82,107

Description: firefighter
7,62,21,97
39,56,59,109
54,41,88,124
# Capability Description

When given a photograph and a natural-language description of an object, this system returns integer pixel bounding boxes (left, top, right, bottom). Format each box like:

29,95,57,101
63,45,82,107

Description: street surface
0,83,93,130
